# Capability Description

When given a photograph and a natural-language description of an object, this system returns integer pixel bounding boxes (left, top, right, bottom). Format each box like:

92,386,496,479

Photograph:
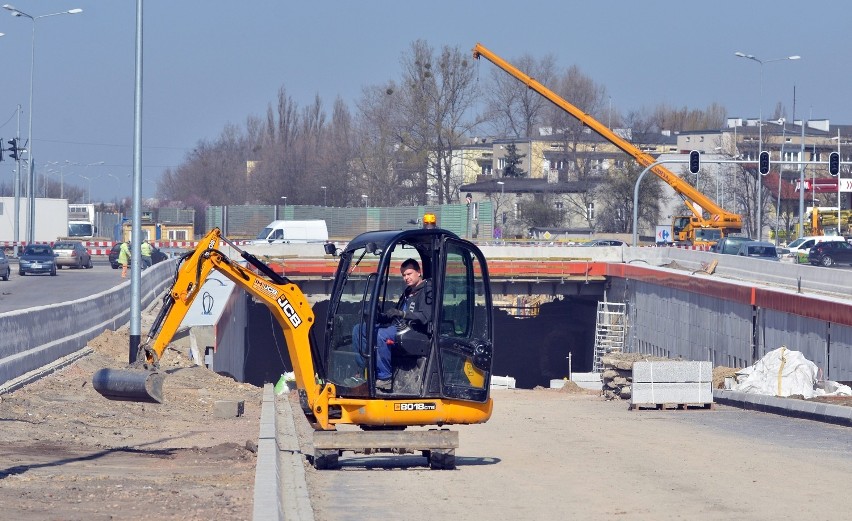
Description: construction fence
205,201,495,242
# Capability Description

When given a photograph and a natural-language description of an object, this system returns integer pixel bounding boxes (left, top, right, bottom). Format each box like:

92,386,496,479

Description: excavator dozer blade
92,368,166,404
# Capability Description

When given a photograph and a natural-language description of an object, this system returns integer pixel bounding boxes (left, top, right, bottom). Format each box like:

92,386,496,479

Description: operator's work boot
376,378,393,392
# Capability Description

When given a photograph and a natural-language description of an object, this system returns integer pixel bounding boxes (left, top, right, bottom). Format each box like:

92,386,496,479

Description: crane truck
92,225,495,469
472,43,743,247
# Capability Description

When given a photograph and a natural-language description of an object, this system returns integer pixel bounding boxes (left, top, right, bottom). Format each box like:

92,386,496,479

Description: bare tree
594,162,666,234
353,82,416,206
484,53,557,138
391,40,483,204
540,65,610,226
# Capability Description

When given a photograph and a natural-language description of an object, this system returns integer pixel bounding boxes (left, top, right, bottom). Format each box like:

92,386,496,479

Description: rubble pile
600,352,669,400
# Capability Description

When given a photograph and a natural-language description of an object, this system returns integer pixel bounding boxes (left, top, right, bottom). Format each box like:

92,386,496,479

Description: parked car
736,241,780,260
108,243,168,269
785,235,846,263
808,240,852,267
52,240,93,269
0,249,10,281
712,235,754,255
582,239,625,247
19,244,57,276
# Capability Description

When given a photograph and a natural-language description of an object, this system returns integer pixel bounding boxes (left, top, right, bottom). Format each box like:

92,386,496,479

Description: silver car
52,241,93,269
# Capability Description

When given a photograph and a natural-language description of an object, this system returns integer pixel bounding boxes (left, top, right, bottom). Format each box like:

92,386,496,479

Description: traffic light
829,152,840,176
688,150,700,174
758,151,770,175
7,138,19,161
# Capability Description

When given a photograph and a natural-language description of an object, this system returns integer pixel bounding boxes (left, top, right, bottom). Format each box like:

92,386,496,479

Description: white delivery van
785,235,846,263
252,220,329,244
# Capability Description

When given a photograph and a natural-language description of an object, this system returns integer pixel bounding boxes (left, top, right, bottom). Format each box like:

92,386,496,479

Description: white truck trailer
0,197,68,244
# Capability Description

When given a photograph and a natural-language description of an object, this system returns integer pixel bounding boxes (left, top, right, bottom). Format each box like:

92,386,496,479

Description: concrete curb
253,384,314,521
253,384,282,521
713,389,852,426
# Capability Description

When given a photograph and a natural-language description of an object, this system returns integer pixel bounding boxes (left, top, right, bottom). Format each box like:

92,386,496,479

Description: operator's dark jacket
393,279,433,335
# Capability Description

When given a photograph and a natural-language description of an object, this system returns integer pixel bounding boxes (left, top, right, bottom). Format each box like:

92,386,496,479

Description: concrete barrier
0,260,176,388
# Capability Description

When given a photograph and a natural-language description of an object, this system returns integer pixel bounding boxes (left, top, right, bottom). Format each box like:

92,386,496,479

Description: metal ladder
592,301,627,372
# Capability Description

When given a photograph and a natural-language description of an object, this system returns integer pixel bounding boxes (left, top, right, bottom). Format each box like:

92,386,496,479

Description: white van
252,220,329,244
785,235,846,262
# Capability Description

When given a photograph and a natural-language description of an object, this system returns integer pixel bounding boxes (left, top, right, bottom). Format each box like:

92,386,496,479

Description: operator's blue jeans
352,322,396,380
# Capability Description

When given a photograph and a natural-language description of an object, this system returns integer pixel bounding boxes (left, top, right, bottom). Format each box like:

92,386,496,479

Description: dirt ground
0,304,263,521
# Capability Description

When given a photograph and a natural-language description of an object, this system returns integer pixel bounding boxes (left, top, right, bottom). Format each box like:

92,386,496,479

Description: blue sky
0,1,848,203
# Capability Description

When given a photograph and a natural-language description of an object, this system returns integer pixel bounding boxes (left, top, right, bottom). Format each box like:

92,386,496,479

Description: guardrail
0,260,176,390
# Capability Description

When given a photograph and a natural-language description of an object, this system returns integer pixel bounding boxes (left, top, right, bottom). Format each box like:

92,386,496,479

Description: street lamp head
67,9,83,14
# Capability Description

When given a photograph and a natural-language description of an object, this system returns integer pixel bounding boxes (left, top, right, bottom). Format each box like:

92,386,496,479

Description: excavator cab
323,228,493,403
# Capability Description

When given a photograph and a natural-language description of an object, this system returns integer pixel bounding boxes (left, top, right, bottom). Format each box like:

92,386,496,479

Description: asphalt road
296,390,852,520
0,256,130,314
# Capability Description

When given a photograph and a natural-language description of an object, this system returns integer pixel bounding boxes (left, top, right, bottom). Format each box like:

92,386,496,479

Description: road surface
291,388,852,520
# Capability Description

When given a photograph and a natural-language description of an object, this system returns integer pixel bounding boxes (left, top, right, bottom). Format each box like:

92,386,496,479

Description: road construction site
2,313,852,520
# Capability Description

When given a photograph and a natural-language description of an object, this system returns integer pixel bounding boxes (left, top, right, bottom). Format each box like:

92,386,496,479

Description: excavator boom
472,43,742,240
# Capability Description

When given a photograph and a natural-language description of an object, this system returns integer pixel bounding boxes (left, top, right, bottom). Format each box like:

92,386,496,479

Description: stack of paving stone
600,352,670,400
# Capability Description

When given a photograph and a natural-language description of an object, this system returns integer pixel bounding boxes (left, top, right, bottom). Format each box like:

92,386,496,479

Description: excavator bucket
92,368,166,404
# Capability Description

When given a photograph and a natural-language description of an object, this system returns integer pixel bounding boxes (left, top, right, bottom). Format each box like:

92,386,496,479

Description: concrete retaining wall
0,261,176,386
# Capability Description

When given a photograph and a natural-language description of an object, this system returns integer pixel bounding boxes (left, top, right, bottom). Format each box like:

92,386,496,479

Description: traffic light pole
13,106,21,256
632,155,839,246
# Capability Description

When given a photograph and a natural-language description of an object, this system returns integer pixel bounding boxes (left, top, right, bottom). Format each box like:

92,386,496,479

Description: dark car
712,235,754,255
108,242,168,269
52,240,93,269
736,241,779,260
582,239,625,247
19,244,57,276
808,240,852,267
0,249,10,281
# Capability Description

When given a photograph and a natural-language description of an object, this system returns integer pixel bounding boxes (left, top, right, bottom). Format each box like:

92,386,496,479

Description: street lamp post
59,160,78,199
321,185,327,207
281,196,287,218
77,174,94,203
496,181,505,225
735,51,800,241
3,4,83,244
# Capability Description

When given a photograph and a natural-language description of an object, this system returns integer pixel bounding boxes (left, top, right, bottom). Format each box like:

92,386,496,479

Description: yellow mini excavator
92,225,495,469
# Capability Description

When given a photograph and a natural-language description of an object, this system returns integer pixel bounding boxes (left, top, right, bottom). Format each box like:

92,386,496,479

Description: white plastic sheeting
734,346,852,399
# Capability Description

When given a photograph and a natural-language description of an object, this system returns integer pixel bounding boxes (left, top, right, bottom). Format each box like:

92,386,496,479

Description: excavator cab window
325,245,382,391
435,239,492,402
324,230,492,403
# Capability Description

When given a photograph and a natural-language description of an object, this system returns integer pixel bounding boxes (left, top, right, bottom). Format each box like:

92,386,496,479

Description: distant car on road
582,239,625,247
19,244,57,276
712,235,754,255
736,241,779,260
0,249,10,281
108,243,168,269
785,235,846,263
52,240,93,269
808,240,852,267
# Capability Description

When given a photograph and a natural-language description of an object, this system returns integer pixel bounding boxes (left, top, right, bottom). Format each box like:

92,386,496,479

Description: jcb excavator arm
472,43,742,232
93,228,334,429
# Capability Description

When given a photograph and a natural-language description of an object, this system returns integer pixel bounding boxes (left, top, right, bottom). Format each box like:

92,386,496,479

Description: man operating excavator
374,258,433,391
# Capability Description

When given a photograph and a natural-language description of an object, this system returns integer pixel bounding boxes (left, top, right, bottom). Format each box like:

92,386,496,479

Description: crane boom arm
472,43,741,229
